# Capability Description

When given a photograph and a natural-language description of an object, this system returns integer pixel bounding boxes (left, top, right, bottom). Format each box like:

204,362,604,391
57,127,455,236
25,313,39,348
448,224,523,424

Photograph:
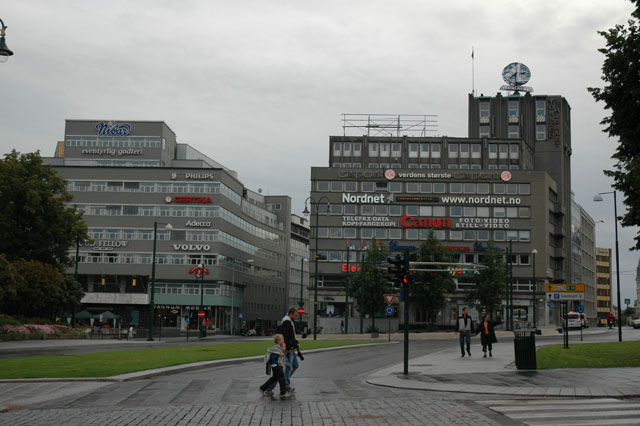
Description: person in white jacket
454,307,475,357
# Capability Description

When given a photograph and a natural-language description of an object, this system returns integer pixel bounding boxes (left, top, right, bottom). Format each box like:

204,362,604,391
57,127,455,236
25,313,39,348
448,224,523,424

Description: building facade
596,247,612,325
308,91,575,329
571,196,597,325
44,120,293,333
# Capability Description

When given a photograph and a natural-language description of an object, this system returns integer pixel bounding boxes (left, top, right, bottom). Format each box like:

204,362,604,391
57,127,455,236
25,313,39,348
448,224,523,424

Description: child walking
259,334,292,399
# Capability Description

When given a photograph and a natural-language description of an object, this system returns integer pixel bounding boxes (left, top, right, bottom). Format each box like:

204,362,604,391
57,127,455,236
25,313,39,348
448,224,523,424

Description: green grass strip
537,340,640,369
0,340,376,379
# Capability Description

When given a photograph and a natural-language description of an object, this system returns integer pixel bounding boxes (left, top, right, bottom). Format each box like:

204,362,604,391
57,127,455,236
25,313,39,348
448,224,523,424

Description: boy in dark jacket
259,334,291,399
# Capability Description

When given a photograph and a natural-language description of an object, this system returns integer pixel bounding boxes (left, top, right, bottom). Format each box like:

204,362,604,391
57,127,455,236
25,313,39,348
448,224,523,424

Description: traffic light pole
403,249,409,375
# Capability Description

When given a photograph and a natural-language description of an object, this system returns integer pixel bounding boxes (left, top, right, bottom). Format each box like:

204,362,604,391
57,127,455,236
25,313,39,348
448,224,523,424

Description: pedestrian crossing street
477,398,640,426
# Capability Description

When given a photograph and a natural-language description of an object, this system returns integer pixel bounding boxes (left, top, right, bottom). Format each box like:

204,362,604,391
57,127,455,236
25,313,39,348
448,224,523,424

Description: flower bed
0,324,87,341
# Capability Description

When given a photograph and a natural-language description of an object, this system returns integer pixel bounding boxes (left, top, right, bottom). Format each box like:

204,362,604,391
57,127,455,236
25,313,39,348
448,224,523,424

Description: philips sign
96,121,132,136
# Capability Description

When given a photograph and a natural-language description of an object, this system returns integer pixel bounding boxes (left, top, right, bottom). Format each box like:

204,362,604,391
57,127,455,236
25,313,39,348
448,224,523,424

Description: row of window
66,136,164,148
333,142,525,159
65,159,161,167
334,163,522,171
67,180,242,205
317,228,531,242
478,124,547,141
321,204,530,218
316,181,531,195
74,205,282,242
478,99,546,119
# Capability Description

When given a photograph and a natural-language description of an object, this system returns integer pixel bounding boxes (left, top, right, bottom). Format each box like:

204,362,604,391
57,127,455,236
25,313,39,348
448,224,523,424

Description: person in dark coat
475,314,502,358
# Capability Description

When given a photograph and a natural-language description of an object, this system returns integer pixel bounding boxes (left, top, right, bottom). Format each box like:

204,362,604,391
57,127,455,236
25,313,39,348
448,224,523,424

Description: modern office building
309,89,576,329
596,247,612,325
44,120,292,333
571,196,597,325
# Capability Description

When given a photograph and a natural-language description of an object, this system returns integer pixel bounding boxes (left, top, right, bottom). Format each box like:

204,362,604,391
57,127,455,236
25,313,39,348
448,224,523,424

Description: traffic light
388,254,404,287
449,267,468,276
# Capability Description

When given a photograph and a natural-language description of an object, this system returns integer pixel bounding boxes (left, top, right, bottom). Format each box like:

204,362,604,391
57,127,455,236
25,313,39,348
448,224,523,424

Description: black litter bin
513,329,537,370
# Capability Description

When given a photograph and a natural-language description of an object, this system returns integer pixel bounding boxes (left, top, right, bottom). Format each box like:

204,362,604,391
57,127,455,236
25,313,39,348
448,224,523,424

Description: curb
0,342,395,384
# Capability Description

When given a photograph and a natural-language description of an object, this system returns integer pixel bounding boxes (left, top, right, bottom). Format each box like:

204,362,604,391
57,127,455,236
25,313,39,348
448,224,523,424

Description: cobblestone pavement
0,397,503,426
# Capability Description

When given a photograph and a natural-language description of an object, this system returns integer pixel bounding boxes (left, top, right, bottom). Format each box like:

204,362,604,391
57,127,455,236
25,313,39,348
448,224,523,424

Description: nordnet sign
95,121,132,136
342,193,390,204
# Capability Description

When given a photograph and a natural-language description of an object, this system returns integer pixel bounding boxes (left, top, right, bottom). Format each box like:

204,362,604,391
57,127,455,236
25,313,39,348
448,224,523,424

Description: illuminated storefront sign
80,240,129,251
454,218,511,229
384,169,501,181
81,148,143,156
445,246,471,252
186,220,212,227
337,170,384,179
165,196,213,203
341,216,396,227
341,264,361,273
396,196,439,203
172,244,211,251
342,193,391,204
400,216,451,228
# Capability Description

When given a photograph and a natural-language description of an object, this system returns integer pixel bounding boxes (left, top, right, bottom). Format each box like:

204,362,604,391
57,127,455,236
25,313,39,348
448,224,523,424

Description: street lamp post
199,263,206,338
148,222,172,341
594,191,622,342
0,18,14,62
303,196,330,341
532,249,537,330
299,258,306,333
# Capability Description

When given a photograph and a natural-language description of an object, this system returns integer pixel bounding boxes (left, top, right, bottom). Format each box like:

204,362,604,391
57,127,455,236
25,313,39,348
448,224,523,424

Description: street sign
577,304,584,314
385,305,395,316
384,294,395,305
198,310,205,318
297,307,305,315
545,283,585,292
625,298,631,305
547,292,584,301
238,313,243,319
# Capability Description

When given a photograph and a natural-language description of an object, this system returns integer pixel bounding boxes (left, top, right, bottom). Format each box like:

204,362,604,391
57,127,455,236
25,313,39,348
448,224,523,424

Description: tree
350,239,390,330
0,150,88,267
588,1,640,249
465,243,506,317
412,231,456,324
0,254,23,309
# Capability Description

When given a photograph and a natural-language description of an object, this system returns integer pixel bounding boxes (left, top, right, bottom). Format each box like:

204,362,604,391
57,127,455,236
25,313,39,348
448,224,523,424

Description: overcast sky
1,0,639,307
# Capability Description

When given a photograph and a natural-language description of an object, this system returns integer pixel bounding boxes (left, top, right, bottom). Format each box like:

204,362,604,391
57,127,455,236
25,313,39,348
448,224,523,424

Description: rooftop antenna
471,47,475,97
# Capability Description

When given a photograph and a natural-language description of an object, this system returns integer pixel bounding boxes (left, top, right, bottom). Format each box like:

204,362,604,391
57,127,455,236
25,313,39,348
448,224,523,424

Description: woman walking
475,314,502,358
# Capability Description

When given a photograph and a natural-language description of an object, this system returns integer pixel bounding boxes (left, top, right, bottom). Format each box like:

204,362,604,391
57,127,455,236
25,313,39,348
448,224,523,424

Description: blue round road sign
385,306,395,316
577,304,584,314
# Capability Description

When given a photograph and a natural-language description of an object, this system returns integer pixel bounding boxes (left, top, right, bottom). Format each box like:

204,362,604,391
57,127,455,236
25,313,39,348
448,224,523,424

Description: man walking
455,307,474,357
266,308,300,394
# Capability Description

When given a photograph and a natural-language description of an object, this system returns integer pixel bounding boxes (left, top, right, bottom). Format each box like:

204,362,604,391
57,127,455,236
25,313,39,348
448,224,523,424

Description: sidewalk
366,329,640,398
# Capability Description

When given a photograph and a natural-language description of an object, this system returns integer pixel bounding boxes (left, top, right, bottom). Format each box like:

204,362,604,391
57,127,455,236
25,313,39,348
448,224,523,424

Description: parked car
562,312,582,330
631,318,640,329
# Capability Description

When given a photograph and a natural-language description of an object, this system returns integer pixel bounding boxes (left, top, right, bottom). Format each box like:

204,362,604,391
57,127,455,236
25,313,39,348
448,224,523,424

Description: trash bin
513,329,537,370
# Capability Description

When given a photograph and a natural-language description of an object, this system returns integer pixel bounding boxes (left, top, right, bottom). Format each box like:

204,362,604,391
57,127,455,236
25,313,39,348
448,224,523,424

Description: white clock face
502,62,531,86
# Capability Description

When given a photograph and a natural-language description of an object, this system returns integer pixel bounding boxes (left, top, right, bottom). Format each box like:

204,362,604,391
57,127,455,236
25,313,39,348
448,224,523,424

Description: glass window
463,207,476,216
391,143,401,157
375,229,387,239
520,254,531,265
536,99,546,116
375,205,389,215
519,184,530,195
389,205,402,216
489,144,498,159
494,230,505,241
344,228,357,239
389,229,402,240
459,144,470,158
459,164,470,169
331,181,343,192
389,182,402,193
369,143,379,157
362,182,374,192
380,143,390,157
471,144,482,159
479,101,490,118
507,207,518,218
433,229,446,240
463,230,476,241
494,183,505,194
508,125,519,139
353,142,362,157
344,181,357,192
317,181,330,191
499,144,509,158
406,205,419,215
431,144,441,158
463,183,476,194
433,183,445,193
360,228,373,239
406,182,419,193
506,184,518,194
448,164,458,170
519,207,530,218
519,230,531,241
506,230,518,241
508,100,519,118
406,229,419,240
420,143,430,158
494,207,505,217
317,227,329,238
477,183,489,194
433,206,446,216
450,230,462,240
329,251,343,262
344,205,357,215
376,182,388,192
450,183,462,193
450,206,462,217
479,126,490,138
477,207,489,217
361,205,374,215
448,143,458,158
333,142,342,156
409,143,419,158
510,144,519,159
419,206,432,216
329,204,343,215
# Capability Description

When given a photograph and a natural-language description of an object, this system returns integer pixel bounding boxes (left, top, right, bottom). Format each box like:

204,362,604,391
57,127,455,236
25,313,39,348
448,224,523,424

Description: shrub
0,316,22,326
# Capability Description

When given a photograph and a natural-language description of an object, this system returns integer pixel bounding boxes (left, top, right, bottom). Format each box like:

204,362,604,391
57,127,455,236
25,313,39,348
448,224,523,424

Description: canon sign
172,244,211,251
400,216,451,229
